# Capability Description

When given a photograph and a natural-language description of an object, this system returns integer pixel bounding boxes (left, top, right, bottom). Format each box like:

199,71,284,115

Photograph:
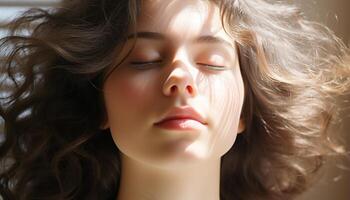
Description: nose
162,60,198,98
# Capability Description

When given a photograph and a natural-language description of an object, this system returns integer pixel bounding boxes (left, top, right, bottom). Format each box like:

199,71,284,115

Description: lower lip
154,119,206,131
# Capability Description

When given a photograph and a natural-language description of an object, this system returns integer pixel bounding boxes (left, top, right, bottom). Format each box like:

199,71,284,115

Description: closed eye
129,60,163,69
130,60,162,66
197,63,227,70
129,60,228,71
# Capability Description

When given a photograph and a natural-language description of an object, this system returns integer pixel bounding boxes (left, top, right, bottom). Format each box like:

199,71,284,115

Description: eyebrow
126,31,234,49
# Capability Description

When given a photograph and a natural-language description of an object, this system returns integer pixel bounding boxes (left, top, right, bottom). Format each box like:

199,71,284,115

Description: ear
237,118,245,134
100,120,109,130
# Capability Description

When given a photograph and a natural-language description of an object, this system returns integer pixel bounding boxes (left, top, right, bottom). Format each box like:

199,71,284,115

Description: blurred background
292,1,350,200
0,0,349,199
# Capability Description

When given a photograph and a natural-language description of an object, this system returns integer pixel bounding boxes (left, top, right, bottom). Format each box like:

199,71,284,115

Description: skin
102,0,245,199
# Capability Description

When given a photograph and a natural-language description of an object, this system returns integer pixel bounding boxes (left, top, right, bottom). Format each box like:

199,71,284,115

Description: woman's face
102,0,244,168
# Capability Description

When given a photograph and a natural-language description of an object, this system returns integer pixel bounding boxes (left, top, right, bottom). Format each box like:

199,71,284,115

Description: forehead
136,0,228,41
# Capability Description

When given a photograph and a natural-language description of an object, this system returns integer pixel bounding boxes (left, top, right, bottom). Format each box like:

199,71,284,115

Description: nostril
187,86,193,94
171,86,177,93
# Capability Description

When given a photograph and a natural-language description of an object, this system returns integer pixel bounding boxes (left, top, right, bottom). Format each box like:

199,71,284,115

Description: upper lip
155,106,208,125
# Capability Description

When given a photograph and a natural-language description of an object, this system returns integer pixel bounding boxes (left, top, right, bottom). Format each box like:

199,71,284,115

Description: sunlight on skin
103,2,244,165
102,0,245,199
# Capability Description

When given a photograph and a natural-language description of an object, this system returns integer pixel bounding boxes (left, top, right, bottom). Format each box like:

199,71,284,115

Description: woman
0,0,349,199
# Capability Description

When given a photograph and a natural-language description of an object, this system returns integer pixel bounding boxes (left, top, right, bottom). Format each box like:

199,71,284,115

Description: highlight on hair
0,0,349,199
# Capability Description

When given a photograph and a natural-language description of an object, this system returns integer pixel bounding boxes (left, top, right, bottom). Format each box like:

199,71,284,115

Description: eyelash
130,60,227,70
130,60,163,67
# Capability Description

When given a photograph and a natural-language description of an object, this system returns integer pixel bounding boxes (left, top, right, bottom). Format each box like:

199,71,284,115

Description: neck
116,154,221,200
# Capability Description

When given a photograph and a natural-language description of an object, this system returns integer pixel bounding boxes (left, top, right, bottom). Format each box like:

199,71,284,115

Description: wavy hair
0,0,349,199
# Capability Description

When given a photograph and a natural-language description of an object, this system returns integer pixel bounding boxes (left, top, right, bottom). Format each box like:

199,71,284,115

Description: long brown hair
0,0,349,199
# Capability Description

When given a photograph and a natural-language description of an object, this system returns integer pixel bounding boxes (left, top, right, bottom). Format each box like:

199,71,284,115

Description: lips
154,106,208,126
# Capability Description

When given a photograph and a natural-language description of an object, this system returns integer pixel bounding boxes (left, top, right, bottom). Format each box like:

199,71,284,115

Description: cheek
102,76,145,142
104,72,152,108
206,70,245,154
115,80,142,104
115,78,144,102
102,70,158,134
